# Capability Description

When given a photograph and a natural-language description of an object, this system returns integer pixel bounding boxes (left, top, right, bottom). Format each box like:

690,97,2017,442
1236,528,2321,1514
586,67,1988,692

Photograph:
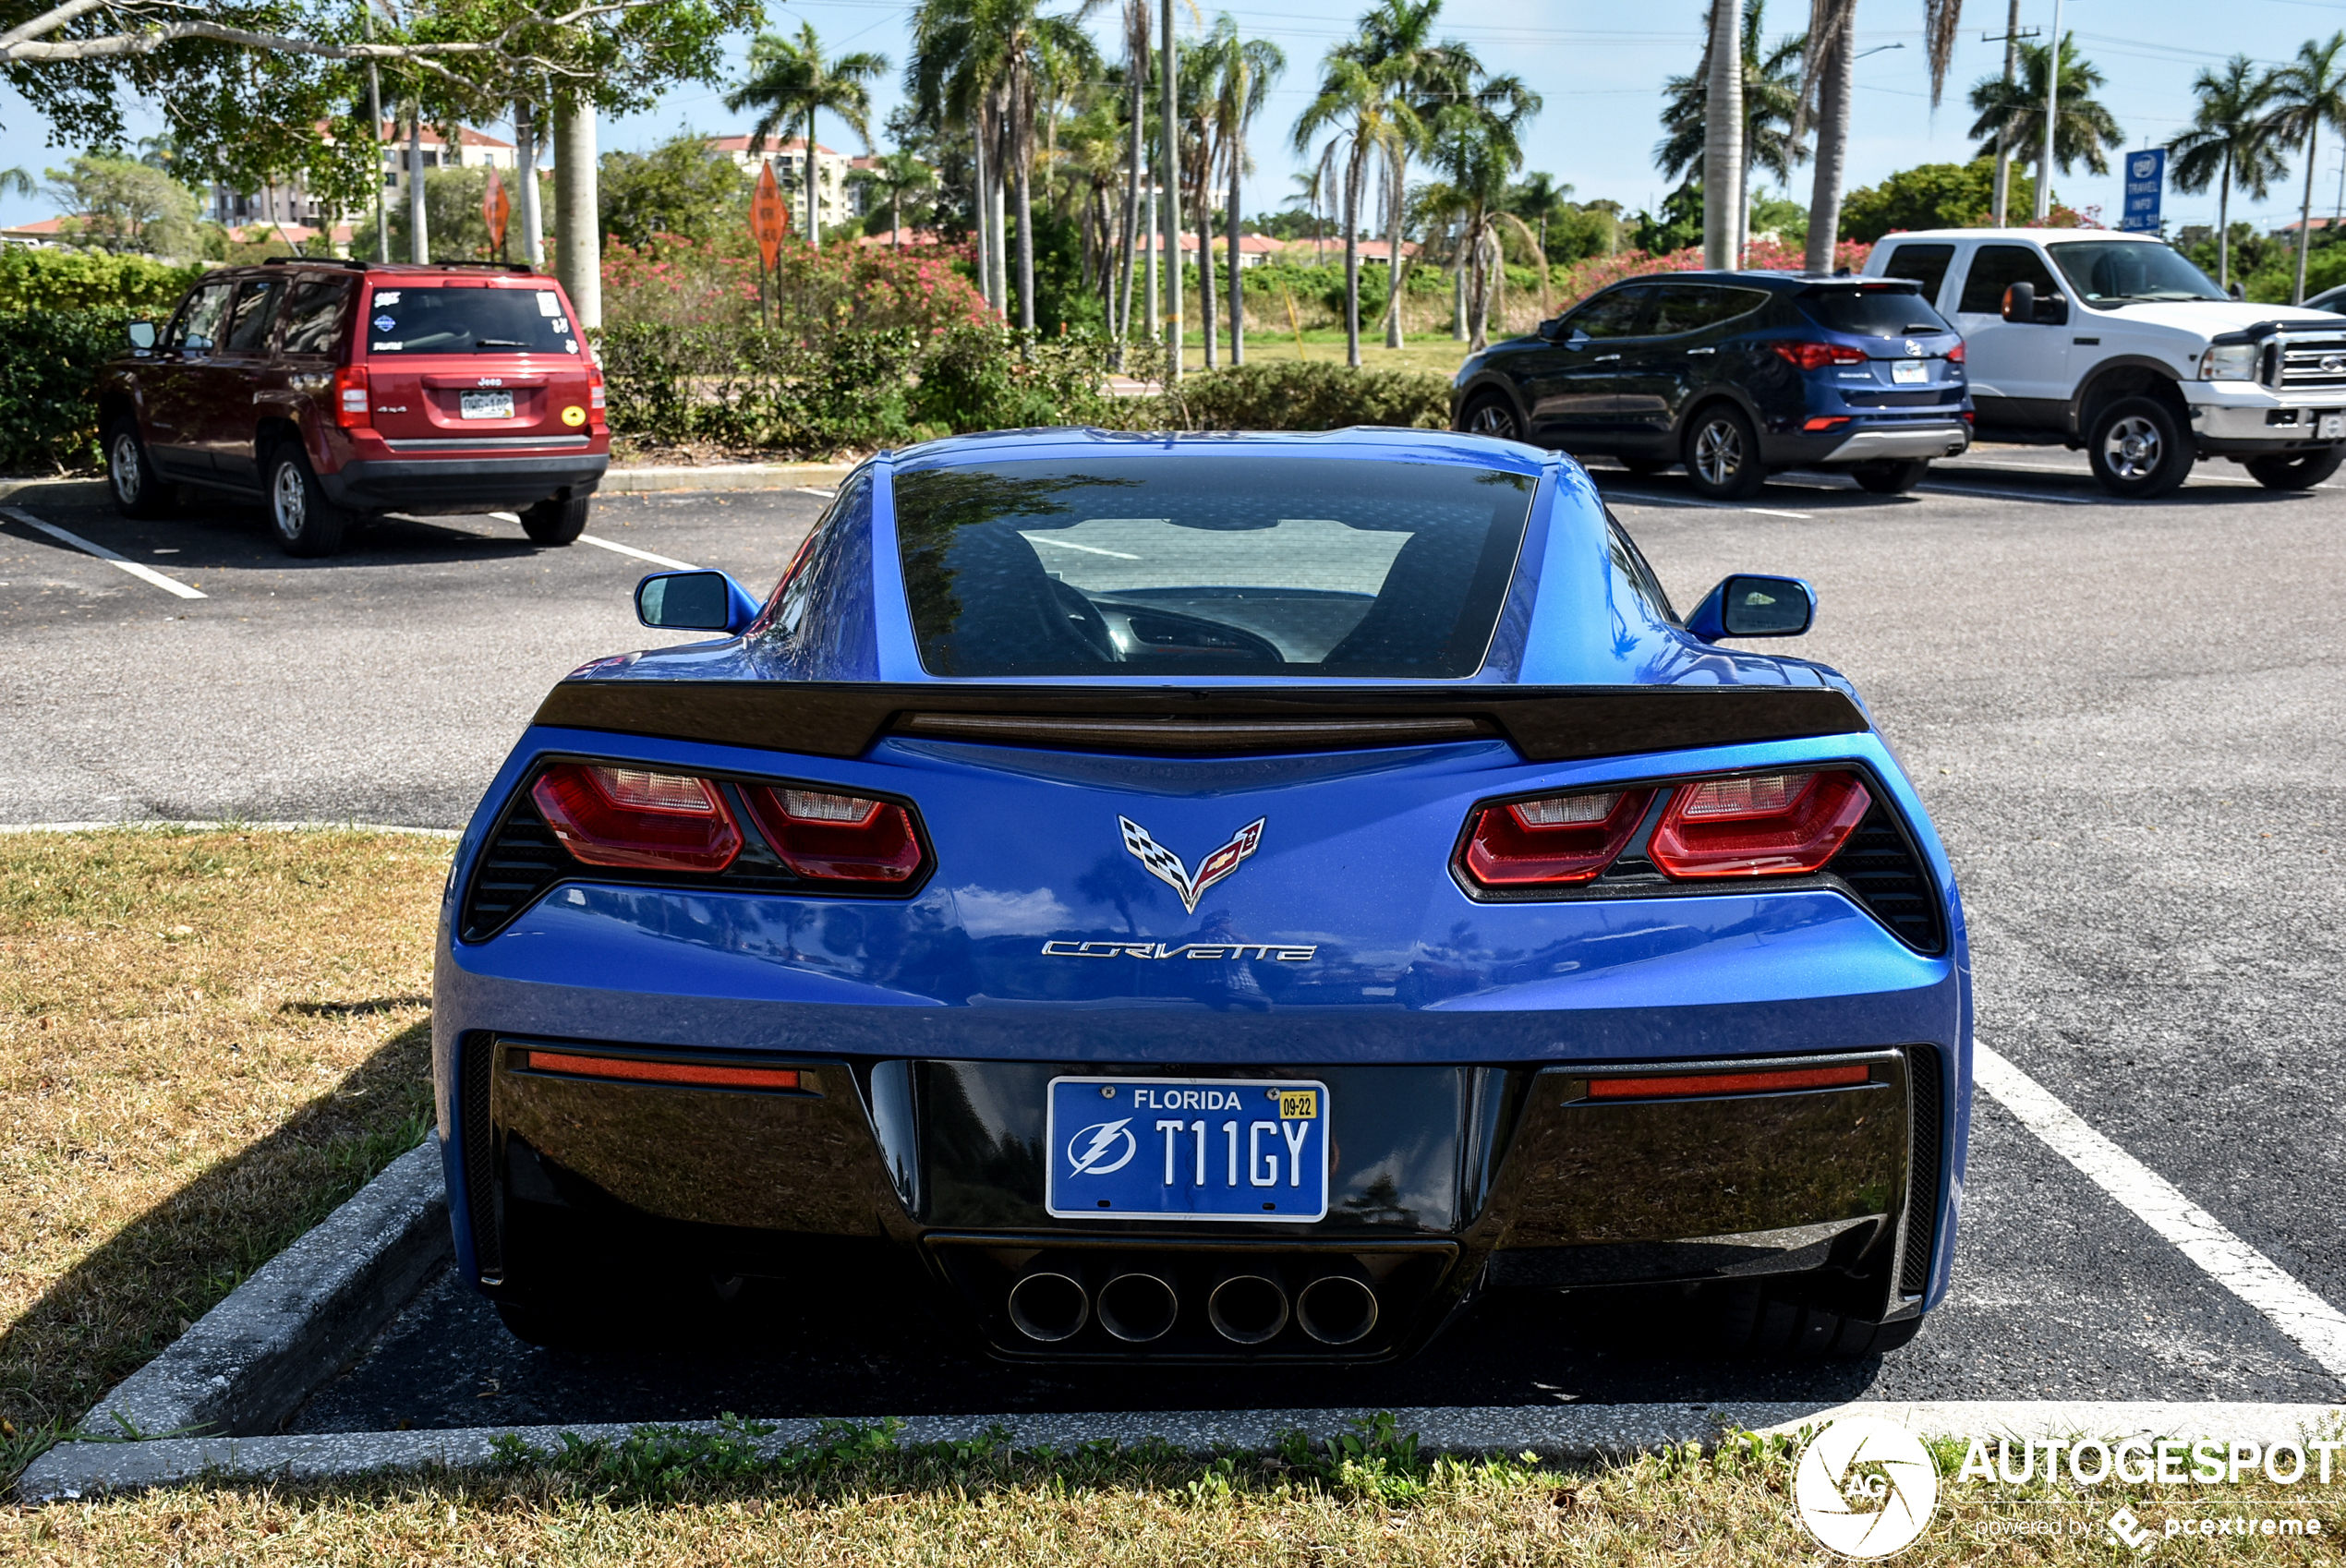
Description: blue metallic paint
433,428,1972,1318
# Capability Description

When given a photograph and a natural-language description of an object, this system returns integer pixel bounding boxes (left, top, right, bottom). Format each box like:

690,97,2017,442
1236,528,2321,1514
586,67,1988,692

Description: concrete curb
596,463,852,494
73,1141,451,1450
21,1401,2343,1502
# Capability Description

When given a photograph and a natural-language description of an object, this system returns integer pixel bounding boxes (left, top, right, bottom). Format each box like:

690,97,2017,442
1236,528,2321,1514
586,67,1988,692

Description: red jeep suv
100,258,610,557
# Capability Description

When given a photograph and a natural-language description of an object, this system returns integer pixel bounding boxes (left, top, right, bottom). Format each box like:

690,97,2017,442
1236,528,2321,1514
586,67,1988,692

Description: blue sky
6,0,2344,235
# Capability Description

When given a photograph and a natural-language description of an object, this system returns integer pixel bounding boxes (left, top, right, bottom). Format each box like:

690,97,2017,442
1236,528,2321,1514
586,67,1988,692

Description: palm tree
1425,78,1541,353
1293,30,1431,365
1793,0,1967,272
1204,21,1284,365
2263,30,2346,305
1965,35,2124,197
728,22,889,252
857,150,939,246
2166,56,2285,292
1657,0,1808,241
1348,0,1479,349
1506,173,1573,315
1115,1,1150,355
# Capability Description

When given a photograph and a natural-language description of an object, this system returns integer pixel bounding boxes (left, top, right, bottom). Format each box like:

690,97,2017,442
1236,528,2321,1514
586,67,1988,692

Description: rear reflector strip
1585,1063,1871,1100
520,1050,802,1091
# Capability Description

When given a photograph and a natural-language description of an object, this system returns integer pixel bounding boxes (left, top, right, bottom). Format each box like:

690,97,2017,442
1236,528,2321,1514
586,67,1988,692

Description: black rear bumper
457,1040,1942,1360
319,453,608,513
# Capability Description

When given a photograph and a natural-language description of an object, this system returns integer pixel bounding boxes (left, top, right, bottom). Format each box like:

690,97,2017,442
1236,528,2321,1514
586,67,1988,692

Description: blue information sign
2121,148,2165,234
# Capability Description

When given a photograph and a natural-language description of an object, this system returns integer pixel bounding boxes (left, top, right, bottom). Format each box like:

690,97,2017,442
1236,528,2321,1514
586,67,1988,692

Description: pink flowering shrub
1551,237,1878,313
602,232,990,339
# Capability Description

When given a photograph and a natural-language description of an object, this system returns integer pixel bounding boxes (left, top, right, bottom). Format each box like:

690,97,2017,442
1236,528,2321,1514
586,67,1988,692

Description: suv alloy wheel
2086,396,2193,499
266,444,350,557
1460,394,1524,442
1683,404,1766,500
107,418,174,520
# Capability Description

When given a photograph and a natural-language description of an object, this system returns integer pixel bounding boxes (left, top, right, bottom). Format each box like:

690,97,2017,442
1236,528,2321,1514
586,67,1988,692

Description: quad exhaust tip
1295,1273,1379,1345
1095,1270,1179,1343
1006,1269,1088,1343
1206,1271,1290,1345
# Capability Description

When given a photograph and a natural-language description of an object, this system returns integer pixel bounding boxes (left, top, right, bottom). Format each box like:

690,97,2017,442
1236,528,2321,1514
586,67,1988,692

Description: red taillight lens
1586,1063,1871,1100
1460,789,1654,887
333,365,370,428
746,786,925,883
1772,341,1867,371
1801,416,1853,431
1946,341,1965,363
587,364,606,413
1647,770,1871,878
530,763,743,873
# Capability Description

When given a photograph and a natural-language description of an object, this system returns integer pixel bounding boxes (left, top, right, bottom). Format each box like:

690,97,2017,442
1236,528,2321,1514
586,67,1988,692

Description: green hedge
0,308,132,474
0,248,200,313
1166,360,1452,432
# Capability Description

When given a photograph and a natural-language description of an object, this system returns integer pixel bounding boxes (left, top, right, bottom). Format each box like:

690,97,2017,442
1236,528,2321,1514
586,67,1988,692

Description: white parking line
1976,1042,2346,1381
1601,488,1814,519
1916,483,2098,507
575,533,698,571
794,486,838,499
0,507,206,599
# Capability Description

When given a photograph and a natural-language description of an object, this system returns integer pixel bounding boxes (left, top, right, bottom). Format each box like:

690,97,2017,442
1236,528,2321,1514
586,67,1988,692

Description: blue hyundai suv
1451,271,1972,498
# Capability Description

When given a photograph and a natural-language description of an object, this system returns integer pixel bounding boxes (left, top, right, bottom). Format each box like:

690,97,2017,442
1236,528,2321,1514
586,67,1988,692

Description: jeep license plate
2319,413,2343,439
1044,1077,1329,1221
1891,359,1928,385
460,391,515,420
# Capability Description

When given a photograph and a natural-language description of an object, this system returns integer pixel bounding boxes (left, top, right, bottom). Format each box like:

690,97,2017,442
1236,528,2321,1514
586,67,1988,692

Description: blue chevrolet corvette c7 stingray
431,426,1971,1363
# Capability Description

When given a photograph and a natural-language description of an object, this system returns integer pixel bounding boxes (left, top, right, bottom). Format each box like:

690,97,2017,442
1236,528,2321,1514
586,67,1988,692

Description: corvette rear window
362,286,577,355
894,456,1536,678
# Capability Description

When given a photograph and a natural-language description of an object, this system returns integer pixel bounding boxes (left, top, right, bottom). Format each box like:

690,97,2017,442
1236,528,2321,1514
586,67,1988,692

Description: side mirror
635,570,762,634
2000,282,2034,323
1685,573,1816,643
127,320,157,351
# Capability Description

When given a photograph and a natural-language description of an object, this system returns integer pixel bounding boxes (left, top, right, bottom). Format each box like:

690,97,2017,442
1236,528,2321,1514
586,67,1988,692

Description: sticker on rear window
373,315,395,332
552,318,569,333
375,291,400,306
536,291,560,316
564,339,579,354
372,341,401,351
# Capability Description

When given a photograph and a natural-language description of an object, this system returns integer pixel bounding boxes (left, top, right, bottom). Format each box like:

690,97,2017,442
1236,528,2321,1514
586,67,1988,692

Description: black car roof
1601,270,1921,293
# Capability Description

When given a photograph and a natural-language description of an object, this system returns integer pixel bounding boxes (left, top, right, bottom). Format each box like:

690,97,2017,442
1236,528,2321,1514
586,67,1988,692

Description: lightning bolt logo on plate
1119,815,1265,913
1066,1118,1138,1176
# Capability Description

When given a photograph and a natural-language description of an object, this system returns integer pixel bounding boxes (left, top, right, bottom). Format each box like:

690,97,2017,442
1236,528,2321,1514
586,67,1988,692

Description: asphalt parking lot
4,445,2340,1428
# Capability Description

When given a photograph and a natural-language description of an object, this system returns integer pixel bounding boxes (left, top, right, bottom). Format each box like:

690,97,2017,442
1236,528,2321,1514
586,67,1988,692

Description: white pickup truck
1862,228,2346,497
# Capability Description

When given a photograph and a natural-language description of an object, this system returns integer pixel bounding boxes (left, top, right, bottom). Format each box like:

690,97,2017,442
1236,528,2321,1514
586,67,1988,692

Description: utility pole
1984,6,2037,224
516,99,542,268
362,2,386,262
1161,0,1181,381
406,107,429,262
2034,0,2062,223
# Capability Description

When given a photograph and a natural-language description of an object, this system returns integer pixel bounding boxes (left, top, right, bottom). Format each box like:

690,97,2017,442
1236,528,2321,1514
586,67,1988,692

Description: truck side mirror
2001,283,2035,323
1686,573,1816,642
635,570,762,634
127,320,156,351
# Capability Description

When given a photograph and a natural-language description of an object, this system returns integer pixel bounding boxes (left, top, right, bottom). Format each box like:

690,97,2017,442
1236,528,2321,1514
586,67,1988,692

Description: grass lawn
0,829,447,1469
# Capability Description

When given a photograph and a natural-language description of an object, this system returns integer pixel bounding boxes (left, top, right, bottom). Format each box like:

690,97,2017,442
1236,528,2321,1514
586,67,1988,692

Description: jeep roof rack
262,256,369,270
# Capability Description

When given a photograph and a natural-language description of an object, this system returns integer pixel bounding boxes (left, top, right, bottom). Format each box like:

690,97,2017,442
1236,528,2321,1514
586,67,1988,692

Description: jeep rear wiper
475,338,530,347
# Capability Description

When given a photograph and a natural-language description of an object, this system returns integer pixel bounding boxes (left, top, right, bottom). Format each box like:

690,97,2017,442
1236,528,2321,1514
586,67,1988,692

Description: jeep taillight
744,787,925,884
588,364,606,413
1772,342,1868,370
1646,770,1871,878
333,365,370,428
531,764,743,873
1460,789,1655,887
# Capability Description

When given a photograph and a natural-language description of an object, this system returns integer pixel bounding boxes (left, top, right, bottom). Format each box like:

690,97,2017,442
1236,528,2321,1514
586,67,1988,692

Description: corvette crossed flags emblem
1119,815,1265,913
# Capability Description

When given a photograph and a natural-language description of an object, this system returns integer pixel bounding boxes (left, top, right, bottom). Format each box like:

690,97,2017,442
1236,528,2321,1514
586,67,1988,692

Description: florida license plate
1891,359,1929,384
460,391,515,419
1045,1077,1329,1221
2320,413,2344,439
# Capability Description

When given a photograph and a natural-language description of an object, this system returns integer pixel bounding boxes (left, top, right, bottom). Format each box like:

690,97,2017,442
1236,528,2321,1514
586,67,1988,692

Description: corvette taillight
1647,770,1871,878
1460,788,1655,887
531,763,744,873
746,786,925,883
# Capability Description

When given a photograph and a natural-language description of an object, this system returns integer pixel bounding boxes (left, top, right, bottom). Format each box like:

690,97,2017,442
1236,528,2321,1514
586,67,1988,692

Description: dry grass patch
0,828,448,1460
12,1424,2346,1565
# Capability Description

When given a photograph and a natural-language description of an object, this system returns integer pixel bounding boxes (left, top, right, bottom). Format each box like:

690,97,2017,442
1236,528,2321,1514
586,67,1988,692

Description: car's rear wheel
1713,1281,1925,1358
2086,396,2194,499
1850,458,1930,495
1681,404,1766,500
107,418,173,520
264,444,349,557
1459,393,1525,442
2243,446,2344,489
520,493,589,546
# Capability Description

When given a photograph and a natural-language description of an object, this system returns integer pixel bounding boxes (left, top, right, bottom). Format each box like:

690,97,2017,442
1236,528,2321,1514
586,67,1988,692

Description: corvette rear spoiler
531,681,1868,763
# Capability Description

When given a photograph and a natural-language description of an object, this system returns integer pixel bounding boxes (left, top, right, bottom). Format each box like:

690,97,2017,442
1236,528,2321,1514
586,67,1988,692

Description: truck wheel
107,418,174,520
1851,459,1931,495
2243,447,2344,489
1459,393,1524,442
520,494,589,546
1682,404,1766,500
1713,1281,1926,1358
264,444,349,557
2086,396,2193,499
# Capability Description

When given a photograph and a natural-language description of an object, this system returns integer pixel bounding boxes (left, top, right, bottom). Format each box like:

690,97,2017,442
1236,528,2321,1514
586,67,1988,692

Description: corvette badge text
1041,940,1318,961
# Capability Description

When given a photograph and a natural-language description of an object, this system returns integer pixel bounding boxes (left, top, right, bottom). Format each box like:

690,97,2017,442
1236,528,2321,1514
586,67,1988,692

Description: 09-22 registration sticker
1044,1076,1330,1222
